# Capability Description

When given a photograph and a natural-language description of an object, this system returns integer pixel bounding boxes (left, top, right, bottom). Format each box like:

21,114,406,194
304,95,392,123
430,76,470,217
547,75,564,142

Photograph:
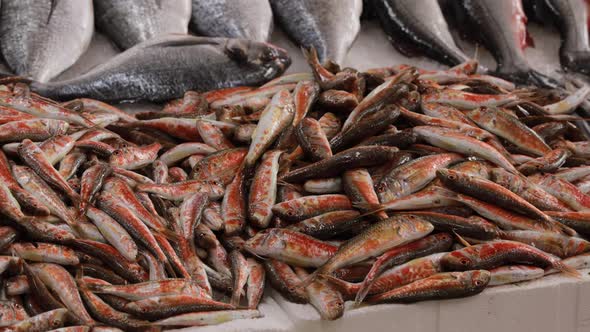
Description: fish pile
5,0,590,106
0,47,588,331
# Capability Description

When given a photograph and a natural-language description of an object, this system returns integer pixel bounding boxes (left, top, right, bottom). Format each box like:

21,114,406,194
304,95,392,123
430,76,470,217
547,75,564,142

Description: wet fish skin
84,278,209,301
490,167,571,212
500,230,590,258
245,89,294,167
152,309,262,327
488,264,544,286
543,0,590,74
437,169,558,227
287,210,362,239
355,234,453,304
300,214,434,287
529,173,590,211
377,153,463,203
271,0,362,64
413,126,518,173
264,259,308,303
86,206,138,262
272,194,352,222
343,168,388,220
366,270,490,304
79,163,111,215
456,0,557,87
0,0,93,82
330,104,401,153
109,143,161,170
0,119,69,143
17,139,80,205
31,35,291,103
230,250,249,306
296,117,333,162
72,239,148,283
190,0,273,42
517,148,570,175
77,277,151,330
29,263,95,324
374,0,471,66
244,228,338,267
124,294,234,320
281,146,399,183
249,150,282,228
467,106,551,157
295,266,344,320
94,0,192,50
405,211,500,240
441,240,578,275
546,211,590,236
246,258,266,309
6,308,69,332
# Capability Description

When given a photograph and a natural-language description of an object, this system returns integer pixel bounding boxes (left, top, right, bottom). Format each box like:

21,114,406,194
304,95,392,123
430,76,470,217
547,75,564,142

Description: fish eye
261,48,276,62
474,280,483,286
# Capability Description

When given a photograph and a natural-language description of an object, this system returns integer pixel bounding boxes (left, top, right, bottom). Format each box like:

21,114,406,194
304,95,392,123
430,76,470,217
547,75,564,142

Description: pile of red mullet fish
0,48,589,330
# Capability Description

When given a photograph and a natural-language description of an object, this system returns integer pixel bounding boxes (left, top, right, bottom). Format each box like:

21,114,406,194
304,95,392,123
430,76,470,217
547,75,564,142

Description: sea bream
525,0,590,74
270,0,362,64
94,0,192,50
0,0,93,82
373,0,472,66
190,0,273,41
454,0,558,87
30,35,291,103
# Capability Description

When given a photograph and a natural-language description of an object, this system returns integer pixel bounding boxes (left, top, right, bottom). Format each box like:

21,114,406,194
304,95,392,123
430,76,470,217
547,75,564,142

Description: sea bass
190,0,273,41
271,0,362,64
0,0,93,82
31,35,290,103
94,0,192,50
373,0,472,66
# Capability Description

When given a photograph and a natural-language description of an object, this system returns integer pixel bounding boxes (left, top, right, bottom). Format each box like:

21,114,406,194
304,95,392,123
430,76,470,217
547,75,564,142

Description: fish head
397,215,434,237
440,248,479,271
108,149,125,167
436,168,472,189
48,308,69,329
464,269,491,290
243,229,286,257
225,39,291,76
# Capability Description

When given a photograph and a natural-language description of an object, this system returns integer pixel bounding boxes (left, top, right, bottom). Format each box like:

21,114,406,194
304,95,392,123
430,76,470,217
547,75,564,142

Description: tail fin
322,275,358,300
554,261,582,279
296,268,322,289
353,202,385,218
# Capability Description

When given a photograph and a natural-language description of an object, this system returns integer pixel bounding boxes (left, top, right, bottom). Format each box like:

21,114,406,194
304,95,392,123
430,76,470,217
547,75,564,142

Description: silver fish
373,0,471,66
271,0,362,64
94,0,192,50
0,0,93,82
31,35,291,103
190,0,273,41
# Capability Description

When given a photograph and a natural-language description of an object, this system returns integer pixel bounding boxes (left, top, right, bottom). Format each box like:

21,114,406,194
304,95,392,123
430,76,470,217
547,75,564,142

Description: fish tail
354,281,373,307
296,268,322,289
354,203,385,217
83,283,105,293
554,261,582,279
322,275,358,300
230,292,241,307
556,222,578,237
157,227,179,242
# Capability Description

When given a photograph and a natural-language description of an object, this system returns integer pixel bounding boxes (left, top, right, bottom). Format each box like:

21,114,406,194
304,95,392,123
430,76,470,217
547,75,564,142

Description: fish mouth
268,44,291,71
